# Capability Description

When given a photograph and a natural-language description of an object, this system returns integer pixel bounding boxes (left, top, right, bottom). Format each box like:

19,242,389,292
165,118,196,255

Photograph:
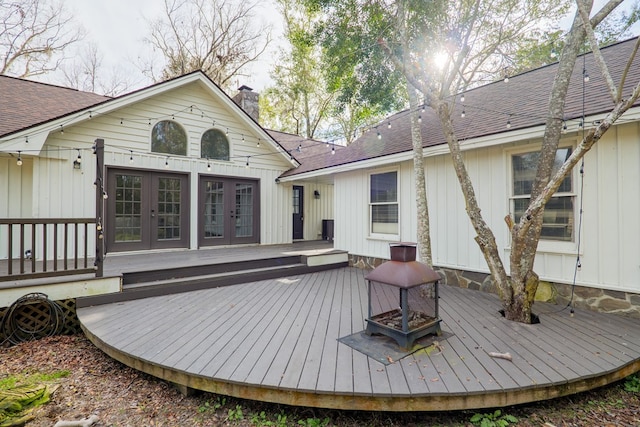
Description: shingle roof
266,129,345,166
281,37,640,178
0,76,111,138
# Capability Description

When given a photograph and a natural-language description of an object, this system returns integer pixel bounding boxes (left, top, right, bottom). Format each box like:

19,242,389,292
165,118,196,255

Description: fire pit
364,243,442,349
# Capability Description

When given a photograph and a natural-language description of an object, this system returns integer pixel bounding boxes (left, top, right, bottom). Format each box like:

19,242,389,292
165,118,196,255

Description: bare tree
144,0,271,90
60,43,134,96
0,0,83,77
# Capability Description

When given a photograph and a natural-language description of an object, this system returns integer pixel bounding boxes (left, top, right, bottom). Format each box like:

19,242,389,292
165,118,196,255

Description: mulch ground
1,334,640,426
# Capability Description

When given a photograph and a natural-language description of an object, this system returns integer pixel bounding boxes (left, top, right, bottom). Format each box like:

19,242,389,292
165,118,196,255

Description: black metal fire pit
364,243,442,350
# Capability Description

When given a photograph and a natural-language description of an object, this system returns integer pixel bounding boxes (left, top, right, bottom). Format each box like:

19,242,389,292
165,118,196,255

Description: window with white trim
370,171,398,235
511,147,574,242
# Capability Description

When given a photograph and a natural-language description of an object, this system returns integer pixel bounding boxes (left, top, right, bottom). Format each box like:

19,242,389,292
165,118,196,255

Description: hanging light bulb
297,144,302,152
506,115,512,129
89,111,93,118
16,151,23,166
387,122,391,129
503,67,509,83
76,149,82,164
245,156,250,168
256,139,261,147
225,128,229,136
583,69,589,82
421,105,425,114
562,121,567,133
377,128,381,139
418,115,422,123
165,157,169,168
102,191,108,199
120,118,124,125
242,134,245,143
60,124,64,134
461,108,466,118
461,93,465,103
207,158,211,172
129,151,134,164
331,144,335,155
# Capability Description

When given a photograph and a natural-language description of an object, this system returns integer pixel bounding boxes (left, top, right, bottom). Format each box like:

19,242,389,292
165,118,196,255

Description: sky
52,0,639,95
63,0,284,92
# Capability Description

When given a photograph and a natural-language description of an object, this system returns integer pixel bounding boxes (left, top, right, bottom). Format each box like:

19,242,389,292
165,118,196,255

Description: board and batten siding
334,120,640,294
1,80,305,258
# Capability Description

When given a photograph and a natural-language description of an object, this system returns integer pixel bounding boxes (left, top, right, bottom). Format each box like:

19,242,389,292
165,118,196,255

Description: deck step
77,258,348,307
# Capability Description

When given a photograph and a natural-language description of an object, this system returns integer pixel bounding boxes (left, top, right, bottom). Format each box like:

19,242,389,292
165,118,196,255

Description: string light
76,149,82,164
226,128,229,136
562,121,567,133
89,111,93,118
461,108,466,118
331,144,335,155
257,139,261,147
129,150,134,164
503,67,509,83
387,122,391,129
60,124,64,134
165,156,169,168
242,134,245,143
25,136,28,143
506,115,512,129
16,151,22,166
460,93,465,103
207,158,211,172
377,128,382,139
418,115,422,123
583,68,589,83
102,191,108,199
297,144,302,152
120,118,124,125
245,156,250,168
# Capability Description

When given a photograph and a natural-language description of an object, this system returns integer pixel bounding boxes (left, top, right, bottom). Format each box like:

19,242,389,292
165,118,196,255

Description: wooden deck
77,267,640,412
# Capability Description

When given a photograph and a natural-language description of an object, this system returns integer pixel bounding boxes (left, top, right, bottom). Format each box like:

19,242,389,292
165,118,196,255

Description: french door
106,169,189,252
199,176,260,246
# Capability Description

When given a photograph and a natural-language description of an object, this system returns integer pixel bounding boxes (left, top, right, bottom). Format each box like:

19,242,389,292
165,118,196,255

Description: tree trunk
405,81,432,265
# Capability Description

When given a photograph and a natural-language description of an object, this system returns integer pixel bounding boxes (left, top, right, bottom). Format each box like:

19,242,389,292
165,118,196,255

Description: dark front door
107,169,189,252
199,176,260,246
293,185,304,240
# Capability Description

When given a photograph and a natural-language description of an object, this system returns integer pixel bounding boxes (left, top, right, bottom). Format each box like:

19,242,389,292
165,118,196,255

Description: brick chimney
232,85,259,122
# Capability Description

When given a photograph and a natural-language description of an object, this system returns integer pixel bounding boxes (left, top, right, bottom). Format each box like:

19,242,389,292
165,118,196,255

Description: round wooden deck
77,267,640,412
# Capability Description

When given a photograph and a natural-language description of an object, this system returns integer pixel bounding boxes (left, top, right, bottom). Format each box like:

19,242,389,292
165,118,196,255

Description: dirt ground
1,334,640,426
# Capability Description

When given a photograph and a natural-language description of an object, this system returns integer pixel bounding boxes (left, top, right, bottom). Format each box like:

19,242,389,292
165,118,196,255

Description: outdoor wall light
314,190,320,199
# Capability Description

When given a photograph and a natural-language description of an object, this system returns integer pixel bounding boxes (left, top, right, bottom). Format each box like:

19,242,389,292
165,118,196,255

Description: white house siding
1,79,308,259
286,181,334,240
334,120,640,294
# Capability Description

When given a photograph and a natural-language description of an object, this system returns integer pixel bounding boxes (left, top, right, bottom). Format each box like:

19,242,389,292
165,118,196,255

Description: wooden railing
0,218,103,282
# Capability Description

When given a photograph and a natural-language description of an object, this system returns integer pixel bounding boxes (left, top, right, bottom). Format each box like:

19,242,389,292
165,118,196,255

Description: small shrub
298,417,330,427
624,374,640,392
228,404,244,422
470,409,518,427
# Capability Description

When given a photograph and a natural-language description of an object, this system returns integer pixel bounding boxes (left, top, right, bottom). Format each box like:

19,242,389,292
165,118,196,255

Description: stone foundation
349,254,640,319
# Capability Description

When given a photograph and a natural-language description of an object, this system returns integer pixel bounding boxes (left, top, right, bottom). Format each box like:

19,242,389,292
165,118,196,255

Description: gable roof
280,36,640,179
0,71,298,167
0,76,110,138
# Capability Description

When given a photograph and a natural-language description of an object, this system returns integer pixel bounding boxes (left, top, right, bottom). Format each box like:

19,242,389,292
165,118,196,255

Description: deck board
78,266,640,412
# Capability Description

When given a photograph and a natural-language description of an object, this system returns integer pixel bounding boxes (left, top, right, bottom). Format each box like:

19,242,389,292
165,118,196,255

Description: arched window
201,129,230,161
151,120,187,156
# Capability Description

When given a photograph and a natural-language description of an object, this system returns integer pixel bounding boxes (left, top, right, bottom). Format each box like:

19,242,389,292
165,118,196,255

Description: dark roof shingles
283,37,640,177
0,76,110,138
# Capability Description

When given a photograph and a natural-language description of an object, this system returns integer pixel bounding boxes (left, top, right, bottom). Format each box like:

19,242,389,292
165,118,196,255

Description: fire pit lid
364,260,440,288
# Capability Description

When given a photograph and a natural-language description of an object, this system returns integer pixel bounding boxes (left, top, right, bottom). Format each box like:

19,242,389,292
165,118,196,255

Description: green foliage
470,409,518,427
624,373,640,392
197,396,225,413
227,404,244,422
297,416,330,427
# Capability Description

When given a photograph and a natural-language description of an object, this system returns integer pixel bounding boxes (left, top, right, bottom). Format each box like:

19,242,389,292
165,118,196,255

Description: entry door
107,169,189,252
293,185,304,240
199,176,260,246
